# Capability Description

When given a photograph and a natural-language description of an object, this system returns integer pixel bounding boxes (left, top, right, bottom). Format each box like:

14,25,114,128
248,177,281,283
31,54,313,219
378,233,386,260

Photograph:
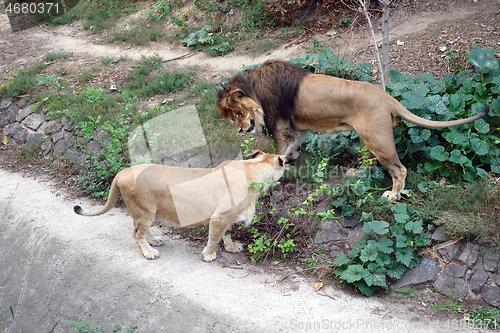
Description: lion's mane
217,60,311,136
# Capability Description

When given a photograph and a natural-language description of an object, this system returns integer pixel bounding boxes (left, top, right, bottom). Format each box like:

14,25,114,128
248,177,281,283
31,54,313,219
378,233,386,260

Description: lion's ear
250,149,264,159
277,156,285,166
229,89,245,105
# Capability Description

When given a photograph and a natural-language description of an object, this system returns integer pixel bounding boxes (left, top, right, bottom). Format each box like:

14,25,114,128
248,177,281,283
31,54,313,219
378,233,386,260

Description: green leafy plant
69,320,137,333
332,204,431,296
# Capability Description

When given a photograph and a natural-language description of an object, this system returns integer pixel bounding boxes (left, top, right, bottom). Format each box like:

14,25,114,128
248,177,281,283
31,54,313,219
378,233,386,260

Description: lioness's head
216,86,264,134
247,149,286,185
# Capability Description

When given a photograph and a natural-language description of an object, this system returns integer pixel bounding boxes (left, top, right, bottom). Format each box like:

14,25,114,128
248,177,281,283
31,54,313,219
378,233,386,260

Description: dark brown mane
218,60,310,136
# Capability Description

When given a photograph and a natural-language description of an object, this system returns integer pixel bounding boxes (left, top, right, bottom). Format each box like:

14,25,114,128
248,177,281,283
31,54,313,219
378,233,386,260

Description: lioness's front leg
202,216,233,262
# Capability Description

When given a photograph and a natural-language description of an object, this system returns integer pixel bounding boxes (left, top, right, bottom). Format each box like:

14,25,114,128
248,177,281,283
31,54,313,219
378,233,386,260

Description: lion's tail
73,177,121,216
396,104,490,129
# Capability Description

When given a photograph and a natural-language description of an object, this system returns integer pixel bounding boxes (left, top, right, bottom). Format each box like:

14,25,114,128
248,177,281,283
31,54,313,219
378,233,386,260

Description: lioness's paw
202,251,217,262
382,190,400,202
225,242,244,253
345,168,358,178
149,238,163,246
143,249,160,260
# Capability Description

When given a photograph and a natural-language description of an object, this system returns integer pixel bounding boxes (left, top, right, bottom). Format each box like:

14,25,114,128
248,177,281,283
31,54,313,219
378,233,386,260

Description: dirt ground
1,0,499,332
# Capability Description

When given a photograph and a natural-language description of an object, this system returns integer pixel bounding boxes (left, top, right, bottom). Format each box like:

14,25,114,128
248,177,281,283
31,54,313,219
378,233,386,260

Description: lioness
215,60,490,200
74,150,285,261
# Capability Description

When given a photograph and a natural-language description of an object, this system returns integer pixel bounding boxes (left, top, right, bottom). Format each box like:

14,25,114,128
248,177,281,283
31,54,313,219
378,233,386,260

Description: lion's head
216,86,265,134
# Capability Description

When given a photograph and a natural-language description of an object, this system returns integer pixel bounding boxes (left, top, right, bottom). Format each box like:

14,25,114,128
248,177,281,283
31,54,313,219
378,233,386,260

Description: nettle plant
333,203,431,296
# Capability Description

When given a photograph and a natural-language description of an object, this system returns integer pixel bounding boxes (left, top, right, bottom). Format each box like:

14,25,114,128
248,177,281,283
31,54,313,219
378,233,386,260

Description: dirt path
1,1,499,332
0,169,478,333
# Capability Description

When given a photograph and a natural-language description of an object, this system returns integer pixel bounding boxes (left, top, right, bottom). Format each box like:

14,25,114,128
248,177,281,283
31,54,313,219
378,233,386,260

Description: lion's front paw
382,190,400,202
143,248,160,260
225,242,244,253
202,250,217,262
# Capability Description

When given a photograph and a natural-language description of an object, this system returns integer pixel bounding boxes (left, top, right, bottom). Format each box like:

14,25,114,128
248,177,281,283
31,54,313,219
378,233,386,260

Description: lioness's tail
73,177,121,216
397,104,490,129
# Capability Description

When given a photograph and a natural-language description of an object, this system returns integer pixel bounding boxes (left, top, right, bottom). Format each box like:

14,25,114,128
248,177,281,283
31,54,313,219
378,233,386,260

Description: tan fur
216,60,490,201
74,150,285,261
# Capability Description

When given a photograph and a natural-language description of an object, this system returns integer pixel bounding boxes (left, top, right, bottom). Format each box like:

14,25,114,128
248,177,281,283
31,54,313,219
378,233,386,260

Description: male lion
73,150,285,261
215,60,490,200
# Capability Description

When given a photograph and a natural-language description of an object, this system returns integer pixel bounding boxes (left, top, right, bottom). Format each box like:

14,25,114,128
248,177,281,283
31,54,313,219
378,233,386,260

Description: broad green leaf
386,261,408,279
491,158,500,174
2,136,7,145
405,220,424,234
416,72,437,84
411,84,430,97
362,220,390,235
429,146,449,161
415,233,431,247
401,91,427,110
470,138,490,155
360,243,379,262
395,248,414,267
351,181,370,196
474,118,490,134
391,203,409,214
468,44,499,73
389,69,414,83
444,130,468,146
375,252,391,266
332,253,351,266
417,181,428,193
427,95,449,115
449,149,471,166
358,280,377,296
408,127,431,143
476,167,488,178
375,238,394,254
395,234,411,248
363,264,387,287
371,167,385,179
339,264,365,283
424,160,443,172
360,211,374,222
394,213,411,224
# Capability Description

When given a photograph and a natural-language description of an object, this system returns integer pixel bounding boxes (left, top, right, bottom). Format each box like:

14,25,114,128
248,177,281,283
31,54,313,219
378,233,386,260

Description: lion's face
216,87,264,134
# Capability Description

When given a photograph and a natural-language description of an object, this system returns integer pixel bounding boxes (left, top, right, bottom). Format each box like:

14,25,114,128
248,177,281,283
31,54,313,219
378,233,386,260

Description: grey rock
86,140,101,155
53,141,67,157
341,215,360,228
458,242,479,267
17,98,28,108
0,99,12,110
63,149,79,163
396,255,440,288
41,140,53,155
16,105,34,122
470,268,489,292
178,154,212,168
483,249,499,273
328,244,344,258
0,103,18,128
22,113,45,131
51,131,65,144
493,272,500,286
64,132,75,148
40,119,62,135
480,286,500,307
433,275,470,300
314,221,348,244
437,240,461,261
431,227,451,242
442,264,467,278
4,123,26,143
26,132,46,146
345,223,368,249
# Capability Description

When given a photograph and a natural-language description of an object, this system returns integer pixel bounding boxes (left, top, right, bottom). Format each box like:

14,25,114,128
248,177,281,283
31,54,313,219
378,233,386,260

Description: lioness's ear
250,149,264,159
278,156,284,166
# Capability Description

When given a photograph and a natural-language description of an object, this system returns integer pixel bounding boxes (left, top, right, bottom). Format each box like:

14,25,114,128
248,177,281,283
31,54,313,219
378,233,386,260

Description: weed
69,320,137,333
0,305,14,325
466,305,500,330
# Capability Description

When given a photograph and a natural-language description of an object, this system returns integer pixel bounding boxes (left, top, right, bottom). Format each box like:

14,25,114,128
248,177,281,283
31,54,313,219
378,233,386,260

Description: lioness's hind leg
222,233,243,253
132,215,159,260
